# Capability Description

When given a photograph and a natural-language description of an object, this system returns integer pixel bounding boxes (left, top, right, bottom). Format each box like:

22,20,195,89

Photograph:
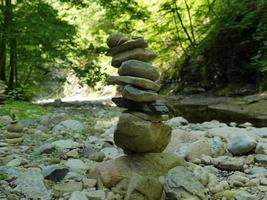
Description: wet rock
52,119,85,133
111,48,156,68
14,168,50,200
107,37,148,56
112,97,169,114
118,59,160,81
122,85,158,102
163,166,206,200
227,135,257,155
114,113,171,153
212,156,245,171
42,165,69,182
108,76,160,91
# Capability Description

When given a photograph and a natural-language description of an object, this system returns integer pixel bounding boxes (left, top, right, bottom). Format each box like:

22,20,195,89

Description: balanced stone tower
91,33,184,200
106,32,171,154
5,118,24,144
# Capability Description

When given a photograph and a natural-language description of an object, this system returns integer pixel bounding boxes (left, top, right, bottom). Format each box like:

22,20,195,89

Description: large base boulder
90,153,185,200
114,113,171,153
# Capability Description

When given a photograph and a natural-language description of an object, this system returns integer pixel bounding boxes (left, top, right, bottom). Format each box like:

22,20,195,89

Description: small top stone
107,32,125,48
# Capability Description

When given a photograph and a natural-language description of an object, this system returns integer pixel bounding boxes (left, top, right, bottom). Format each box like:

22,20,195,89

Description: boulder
107,37,148,56
118,60,160,81
111,48,156,67
122,85,158,102
227,135,257,155
108,76,160,91
91,153,185,200
112,97,169,114
114,113,171,153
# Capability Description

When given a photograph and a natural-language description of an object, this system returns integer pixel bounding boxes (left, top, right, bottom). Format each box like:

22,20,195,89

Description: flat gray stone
108,76,160,91
111,48,156,67
119,59,160,81
122,85,158,102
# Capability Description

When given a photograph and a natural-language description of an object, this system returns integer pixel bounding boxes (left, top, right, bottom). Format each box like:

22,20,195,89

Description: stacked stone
5,120,24,144
106,32,171,153
0,80,7,103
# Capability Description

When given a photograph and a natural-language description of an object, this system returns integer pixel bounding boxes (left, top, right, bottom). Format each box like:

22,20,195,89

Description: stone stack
0,80,7,103
5,119,24,144
106,32,171,153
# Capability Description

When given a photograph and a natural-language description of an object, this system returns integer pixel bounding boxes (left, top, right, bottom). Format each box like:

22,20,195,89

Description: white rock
166,117,188,128
65,159,88,173
52,139,80,149
70,191,88,200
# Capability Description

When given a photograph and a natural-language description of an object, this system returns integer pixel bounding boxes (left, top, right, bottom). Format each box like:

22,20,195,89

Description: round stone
114,113,171,153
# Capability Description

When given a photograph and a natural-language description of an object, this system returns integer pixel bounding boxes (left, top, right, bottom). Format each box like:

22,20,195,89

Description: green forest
0,0,266,99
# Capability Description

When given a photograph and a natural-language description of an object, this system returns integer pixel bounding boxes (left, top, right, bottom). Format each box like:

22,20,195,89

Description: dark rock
111,48,156,68
107,37,148,56
106,32,125,48
42,165,69,182
112,97,169,114
118,59,160,81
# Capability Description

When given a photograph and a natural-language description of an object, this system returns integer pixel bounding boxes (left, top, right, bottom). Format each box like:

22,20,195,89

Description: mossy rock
214,190,235,200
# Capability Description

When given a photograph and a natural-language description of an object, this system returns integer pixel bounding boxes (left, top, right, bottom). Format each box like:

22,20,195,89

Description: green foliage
0,100,48,119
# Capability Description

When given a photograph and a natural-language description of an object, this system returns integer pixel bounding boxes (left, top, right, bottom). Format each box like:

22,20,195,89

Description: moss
214,190,235,200
0,100,48,119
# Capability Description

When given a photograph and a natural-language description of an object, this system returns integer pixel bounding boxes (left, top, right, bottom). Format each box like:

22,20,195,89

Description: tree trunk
0,0,8,82
173,0,196,48
184,0,196,45
8,38,16,90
